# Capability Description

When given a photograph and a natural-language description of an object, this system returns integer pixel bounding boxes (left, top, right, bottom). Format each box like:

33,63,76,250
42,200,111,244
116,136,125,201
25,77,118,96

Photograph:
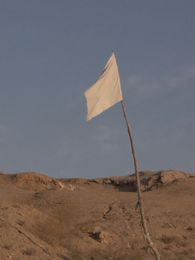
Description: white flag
84,52,123,121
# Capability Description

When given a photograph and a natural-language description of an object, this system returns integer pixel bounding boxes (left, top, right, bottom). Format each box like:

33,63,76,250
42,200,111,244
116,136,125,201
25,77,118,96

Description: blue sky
0,1,194,178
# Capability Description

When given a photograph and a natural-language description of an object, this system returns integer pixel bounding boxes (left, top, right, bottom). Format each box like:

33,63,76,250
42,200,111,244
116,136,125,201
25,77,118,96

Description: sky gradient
0,1,195,178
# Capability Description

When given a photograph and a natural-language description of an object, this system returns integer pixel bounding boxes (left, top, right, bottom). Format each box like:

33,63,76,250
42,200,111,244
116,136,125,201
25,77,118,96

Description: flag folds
84,52,123,121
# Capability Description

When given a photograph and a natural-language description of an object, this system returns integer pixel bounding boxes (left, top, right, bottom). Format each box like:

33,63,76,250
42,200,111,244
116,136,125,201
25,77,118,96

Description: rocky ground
0,170,195,259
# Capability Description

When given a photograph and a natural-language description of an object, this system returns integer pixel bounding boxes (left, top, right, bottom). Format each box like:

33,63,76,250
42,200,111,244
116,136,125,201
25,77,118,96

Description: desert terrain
0,170,195,260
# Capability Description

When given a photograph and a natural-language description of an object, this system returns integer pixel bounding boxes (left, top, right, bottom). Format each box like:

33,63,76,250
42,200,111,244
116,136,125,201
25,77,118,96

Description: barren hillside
0,170,195,259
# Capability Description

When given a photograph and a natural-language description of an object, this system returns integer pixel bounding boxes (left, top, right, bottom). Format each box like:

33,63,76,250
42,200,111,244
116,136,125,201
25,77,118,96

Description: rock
159,171,188,184
89,227,111,244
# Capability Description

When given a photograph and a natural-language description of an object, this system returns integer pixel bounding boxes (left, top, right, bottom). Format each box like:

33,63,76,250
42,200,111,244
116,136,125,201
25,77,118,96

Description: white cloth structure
85,52,123,121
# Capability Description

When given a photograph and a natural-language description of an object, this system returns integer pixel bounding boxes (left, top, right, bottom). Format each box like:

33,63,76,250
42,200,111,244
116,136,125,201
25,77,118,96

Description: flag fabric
84,52,123,121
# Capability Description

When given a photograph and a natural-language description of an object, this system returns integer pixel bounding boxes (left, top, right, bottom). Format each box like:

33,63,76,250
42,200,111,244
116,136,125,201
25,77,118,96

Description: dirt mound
159,170,190,183
1,170,192,192
92,170,194,192
0,170,195,259
139,170,193,191
0,172,61,190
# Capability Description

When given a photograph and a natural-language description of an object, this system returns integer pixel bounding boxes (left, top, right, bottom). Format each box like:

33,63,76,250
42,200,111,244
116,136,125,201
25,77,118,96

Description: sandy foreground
0,170,195,260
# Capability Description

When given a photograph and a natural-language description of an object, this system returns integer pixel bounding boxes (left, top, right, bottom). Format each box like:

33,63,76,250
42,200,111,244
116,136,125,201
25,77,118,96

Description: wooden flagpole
121,100,161,260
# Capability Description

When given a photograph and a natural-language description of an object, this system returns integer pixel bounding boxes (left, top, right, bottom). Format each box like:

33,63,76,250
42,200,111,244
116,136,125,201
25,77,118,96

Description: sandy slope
0,170,195,260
